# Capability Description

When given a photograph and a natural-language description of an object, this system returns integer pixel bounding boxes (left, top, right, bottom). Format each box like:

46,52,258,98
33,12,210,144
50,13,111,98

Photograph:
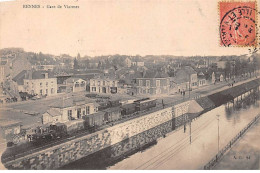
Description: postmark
219,1,257,47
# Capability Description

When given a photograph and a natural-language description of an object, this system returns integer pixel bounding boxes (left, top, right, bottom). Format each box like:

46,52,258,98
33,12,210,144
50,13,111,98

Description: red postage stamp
219,1,257,47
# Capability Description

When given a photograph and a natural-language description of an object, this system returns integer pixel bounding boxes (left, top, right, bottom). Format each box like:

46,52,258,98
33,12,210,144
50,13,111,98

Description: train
6,98,157,147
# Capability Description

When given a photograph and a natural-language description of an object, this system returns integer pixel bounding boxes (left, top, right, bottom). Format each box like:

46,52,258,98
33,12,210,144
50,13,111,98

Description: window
98,81,100,86
46,89,48,95
67,110,72,120
156,80,160,87
80,81,85,87
40,89,43,95
146,80,150,87
75,82,79,87
103,81,106,86
77,108,81,119
86,106,90,115
92,87,96,92
51,88,54,94
40,83,42,86
92,80,95,85
139,80,143,86
46,82,48,86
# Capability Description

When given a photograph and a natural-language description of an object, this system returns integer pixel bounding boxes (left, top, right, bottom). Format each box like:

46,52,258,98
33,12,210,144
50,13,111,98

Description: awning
187,100,204,114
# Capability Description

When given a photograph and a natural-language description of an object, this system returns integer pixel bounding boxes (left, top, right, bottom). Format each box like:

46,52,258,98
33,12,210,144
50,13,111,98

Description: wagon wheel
13,135,20,145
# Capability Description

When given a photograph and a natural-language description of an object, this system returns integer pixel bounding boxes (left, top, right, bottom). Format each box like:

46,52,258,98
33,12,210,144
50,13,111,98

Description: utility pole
216,114,220,152
189,119,192,144
189,75,191,98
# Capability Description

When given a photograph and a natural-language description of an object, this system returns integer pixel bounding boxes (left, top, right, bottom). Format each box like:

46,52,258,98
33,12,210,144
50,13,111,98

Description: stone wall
4,100,191,170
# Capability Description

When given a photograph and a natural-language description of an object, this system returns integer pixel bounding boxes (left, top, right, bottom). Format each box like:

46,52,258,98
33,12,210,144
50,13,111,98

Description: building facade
90,77,118,94
175,66,198,90
135,71,170,95
23,71,57,96
65,77,86,93
42,98,99,124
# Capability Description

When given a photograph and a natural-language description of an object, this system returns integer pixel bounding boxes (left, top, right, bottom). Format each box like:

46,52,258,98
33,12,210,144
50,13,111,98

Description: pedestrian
183,91,185,96
180,91,183,95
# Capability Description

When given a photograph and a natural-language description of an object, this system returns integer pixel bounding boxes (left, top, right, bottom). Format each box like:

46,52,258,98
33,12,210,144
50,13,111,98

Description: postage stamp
219,1,257,47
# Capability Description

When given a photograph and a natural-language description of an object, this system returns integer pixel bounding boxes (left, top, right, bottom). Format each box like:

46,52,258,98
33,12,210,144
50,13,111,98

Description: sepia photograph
0,0,260,170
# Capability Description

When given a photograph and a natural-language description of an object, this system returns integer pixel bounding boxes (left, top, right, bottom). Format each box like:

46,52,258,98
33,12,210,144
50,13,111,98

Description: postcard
0,0,259,170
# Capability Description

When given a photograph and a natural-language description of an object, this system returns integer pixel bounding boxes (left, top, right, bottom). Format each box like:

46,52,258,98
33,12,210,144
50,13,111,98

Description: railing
203,114,260,170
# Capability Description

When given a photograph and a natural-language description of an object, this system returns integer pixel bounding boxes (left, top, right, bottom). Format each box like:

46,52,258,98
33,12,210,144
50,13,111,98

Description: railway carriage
134,98,157,112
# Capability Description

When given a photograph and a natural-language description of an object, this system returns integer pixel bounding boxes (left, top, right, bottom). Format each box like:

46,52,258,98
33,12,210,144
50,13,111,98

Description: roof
12,70,27,85
65,77,85,83
88,111,106,117
50,97,96,108
177,66,197,75
0,119,22,128
103,106,121,113
45,108,62,117
136,69,169,79
187,100,204,113
170,77,189,84
92,75,117,81
25,70,55,80
51,98,74,108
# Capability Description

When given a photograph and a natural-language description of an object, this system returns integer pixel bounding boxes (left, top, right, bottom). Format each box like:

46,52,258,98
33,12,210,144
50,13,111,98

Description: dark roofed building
135,69,170,95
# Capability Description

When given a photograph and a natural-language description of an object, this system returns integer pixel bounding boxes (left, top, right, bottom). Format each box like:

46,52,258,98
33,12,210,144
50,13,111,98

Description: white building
90,76,118,94
65,77,86,93
23,71,57,96
42,97,99,124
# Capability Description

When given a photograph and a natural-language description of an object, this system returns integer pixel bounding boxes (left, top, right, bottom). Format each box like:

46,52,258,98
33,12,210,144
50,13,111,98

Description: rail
203,114,260,170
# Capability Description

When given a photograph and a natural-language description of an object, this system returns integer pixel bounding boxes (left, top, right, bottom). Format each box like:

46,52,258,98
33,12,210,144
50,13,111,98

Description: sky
0,0,259,57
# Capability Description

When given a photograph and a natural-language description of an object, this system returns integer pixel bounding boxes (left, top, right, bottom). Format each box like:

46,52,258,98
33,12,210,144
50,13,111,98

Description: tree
73,58,79,69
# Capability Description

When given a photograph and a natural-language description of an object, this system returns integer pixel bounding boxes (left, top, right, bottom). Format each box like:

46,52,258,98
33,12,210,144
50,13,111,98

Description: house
169,77,189,93
175,66,198,90
65,77,86,93
212,71,225,83
0,61,10,83
0,120,22,142
35,65,55,71
90,76,118,94
132,61,144,67
124,57,132,68
22,70,57,96
135,70,170,95
42,97,99,124
196,60,208,68
10,54,32,80
197,72,207,87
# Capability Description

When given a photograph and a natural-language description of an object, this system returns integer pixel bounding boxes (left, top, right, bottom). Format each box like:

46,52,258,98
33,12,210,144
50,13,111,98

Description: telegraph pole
189,119,191,144
216,114,220,152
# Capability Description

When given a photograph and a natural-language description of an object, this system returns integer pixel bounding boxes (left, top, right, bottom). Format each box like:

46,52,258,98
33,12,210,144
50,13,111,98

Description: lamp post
216,114,220,152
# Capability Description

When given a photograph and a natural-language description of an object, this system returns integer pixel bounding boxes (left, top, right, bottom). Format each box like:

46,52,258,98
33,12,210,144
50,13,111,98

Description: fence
203,114,260,170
